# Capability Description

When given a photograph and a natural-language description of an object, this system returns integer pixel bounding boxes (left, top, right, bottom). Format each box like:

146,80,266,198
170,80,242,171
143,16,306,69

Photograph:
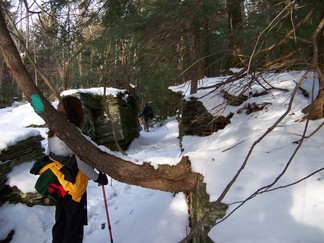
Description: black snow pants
52,192,87,243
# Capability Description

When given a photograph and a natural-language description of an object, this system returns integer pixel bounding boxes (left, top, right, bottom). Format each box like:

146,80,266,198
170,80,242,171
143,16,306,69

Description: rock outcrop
0,135,44,191
74,91,139,150
179,97,233,137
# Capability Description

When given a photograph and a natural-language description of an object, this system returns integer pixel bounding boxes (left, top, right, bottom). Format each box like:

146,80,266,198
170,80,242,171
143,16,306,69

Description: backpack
30,155,59,199
30,154,88,202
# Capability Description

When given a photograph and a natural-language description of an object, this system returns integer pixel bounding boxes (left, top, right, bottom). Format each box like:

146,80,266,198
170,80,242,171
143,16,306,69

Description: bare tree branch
1,4,61,100
62,25,103,90
215,71,309,203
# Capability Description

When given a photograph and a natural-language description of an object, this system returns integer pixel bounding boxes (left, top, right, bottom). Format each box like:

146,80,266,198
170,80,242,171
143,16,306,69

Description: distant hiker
37,96,108,243
138,103,154,132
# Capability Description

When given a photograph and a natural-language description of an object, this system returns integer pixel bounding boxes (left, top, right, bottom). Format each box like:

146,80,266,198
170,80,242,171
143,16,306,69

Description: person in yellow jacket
47,95,108,243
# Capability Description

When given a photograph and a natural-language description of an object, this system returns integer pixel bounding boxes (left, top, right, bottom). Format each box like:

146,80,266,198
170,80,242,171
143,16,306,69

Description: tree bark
302,14,324,120
0,10,200,192
225,0,244,69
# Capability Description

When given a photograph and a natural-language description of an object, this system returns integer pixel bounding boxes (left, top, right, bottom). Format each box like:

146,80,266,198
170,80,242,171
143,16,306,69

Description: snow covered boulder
179,97,233,137
0,132,44,191
62,88,139,150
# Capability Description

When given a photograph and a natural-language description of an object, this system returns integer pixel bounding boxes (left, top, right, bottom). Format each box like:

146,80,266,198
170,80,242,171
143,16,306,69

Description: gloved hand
95,172,108,185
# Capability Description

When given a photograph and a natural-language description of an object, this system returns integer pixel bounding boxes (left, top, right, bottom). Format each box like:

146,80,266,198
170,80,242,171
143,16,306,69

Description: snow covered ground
1,70,324,242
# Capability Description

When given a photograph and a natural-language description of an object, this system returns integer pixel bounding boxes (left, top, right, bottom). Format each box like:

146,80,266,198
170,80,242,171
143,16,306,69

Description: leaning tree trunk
0,9,200,193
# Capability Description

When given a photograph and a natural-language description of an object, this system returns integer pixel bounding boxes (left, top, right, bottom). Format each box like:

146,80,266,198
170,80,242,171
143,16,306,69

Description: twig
304,122,324,138
221,140,244,152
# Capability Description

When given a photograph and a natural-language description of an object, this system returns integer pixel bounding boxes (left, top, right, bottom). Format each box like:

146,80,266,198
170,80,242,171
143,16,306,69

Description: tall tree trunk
186,29,199,94
302,14,324,119
182,0,204,95
203,25,213,77
264,1,274,64
23,0,29,51
277,0,295,61
224,0,244,70
0,58,3,107
195,29,205,82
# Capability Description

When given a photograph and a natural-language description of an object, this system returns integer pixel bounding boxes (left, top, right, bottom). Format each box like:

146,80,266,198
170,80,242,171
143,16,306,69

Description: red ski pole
102,185,113,243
